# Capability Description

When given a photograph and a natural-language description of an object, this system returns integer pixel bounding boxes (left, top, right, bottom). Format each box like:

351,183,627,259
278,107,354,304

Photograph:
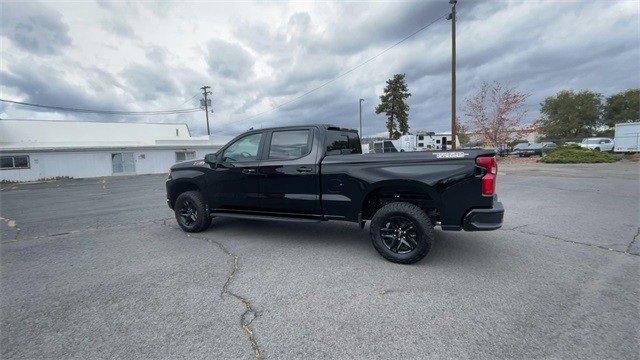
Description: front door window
222,133,262,163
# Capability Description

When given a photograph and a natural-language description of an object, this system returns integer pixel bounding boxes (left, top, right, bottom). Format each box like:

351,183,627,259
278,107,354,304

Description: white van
614,122,640,153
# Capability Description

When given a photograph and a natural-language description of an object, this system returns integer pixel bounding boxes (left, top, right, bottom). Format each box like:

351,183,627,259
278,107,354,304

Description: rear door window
268,130,312,160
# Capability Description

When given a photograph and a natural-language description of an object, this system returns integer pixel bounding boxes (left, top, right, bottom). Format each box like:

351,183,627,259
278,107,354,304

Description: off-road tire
174,191,211,232
370,202,434,264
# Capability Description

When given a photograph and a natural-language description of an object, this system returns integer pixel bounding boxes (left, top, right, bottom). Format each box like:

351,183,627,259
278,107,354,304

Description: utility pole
447,0,457,150
200,85,211,136
359,98,365,139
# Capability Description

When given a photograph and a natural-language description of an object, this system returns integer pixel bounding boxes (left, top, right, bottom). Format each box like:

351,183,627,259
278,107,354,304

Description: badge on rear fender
435,152,468,159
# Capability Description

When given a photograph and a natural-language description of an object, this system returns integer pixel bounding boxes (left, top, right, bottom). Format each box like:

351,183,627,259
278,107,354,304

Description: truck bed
320,149,497,228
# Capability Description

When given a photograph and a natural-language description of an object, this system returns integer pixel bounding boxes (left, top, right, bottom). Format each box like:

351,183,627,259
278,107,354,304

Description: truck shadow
206,217,495,268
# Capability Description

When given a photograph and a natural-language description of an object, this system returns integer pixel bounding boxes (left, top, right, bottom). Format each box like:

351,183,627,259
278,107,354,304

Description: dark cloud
85,67,125,94
120,64,179,101
206,39,255,79
318,2,449,55
0,62,126,113
0,1,72,56
1,1,637,138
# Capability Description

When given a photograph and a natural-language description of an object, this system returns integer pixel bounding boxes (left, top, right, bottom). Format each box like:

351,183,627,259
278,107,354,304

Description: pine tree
375,74,411,139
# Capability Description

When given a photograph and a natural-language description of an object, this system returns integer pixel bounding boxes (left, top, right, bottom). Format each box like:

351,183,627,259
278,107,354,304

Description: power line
233,11,449,125
0,98,201,115
175,93,200,107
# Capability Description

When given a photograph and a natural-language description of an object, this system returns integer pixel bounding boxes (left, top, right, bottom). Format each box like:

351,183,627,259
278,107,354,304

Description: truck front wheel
370,202,434,264
174,191,211,232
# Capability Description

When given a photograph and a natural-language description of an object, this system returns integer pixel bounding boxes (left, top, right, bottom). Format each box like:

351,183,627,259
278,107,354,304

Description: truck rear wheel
174,191,211,232
370,202,434,264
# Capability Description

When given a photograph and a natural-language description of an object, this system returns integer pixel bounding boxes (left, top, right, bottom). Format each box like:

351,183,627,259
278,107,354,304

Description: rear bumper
462,201,504,231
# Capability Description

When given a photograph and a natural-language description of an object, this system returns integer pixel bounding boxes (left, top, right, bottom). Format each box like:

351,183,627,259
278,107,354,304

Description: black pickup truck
166,124,503,264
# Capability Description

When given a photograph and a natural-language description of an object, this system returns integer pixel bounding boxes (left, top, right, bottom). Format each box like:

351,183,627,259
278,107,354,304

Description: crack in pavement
507,224,529,231
209,238,263,360
503,227,639,256
162,222,264,359
7,218,264,358
626,227,640,254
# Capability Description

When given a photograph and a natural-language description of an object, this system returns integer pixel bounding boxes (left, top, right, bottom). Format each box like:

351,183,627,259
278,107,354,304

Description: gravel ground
1,161,638,359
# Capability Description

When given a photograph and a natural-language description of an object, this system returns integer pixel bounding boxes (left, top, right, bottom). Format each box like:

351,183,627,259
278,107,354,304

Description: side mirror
204,153,218,165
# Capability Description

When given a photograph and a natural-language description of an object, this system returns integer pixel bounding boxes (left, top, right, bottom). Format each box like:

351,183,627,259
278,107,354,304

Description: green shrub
561,143,581,149
541,147,621,163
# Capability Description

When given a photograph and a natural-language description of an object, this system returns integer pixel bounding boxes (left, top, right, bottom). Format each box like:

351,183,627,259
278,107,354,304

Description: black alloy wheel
178,199,198,227
369,202,434,264
379,216,419,254
174,190,211,232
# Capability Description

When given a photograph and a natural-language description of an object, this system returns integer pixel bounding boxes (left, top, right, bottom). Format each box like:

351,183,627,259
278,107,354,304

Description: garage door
111,152,135,174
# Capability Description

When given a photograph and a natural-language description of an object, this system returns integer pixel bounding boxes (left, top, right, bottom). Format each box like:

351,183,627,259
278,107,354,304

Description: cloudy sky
1,0,638,141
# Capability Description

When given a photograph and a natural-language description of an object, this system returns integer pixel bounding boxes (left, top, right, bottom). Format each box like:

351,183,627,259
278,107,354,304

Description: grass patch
541,146,621,164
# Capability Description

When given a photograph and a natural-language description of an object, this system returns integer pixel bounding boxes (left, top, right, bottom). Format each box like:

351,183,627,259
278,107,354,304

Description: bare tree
464,82,528,147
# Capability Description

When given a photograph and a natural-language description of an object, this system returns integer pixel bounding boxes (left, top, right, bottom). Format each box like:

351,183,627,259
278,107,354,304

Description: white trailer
396,134,417,152
416,132,459,151
372,134,416,153
614,122,640,153
372,132,460,153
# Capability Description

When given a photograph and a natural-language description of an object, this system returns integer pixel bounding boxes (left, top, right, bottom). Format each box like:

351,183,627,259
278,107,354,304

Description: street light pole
359,98,365,139
447,0,457,150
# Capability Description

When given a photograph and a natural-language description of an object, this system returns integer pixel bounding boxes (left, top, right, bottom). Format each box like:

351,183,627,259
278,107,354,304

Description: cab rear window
326,130,362,155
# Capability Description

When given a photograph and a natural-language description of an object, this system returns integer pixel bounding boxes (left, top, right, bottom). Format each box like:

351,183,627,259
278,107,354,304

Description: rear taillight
476,156,497,196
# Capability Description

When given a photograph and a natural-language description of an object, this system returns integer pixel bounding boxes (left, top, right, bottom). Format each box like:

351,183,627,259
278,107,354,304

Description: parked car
579,137,614,152
512,142,530,156
519,142,557,157
165,124,504,264
497,148,510,157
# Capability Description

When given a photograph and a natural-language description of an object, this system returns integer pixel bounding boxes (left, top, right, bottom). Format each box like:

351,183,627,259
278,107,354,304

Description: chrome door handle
242,168,256,174
296,166,312,173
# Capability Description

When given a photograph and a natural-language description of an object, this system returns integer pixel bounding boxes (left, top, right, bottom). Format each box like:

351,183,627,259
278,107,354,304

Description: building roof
0,119,218,152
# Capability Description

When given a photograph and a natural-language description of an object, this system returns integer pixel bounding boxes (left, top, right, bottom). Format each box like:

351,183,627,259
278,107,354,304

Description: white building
0,119,221,182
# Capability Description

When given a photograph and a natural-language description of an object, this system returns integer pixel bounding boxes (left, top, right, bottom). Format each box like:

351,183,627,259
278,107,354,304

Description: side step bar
210,211,323,223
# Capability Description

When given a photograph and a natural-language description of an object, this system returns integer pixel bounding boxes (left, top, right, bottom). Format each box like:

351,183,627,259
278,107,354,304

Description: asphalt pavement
1,161,638,359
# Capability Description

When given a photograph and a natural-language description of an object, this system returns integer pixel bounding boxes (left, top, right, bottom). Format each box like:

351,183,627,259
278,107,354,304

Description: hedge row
541,146,621,163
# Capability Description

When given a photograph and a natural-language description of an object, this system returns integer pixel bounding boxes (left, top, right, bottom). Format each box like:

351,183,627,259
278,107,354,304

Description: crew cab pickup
166,124,503,264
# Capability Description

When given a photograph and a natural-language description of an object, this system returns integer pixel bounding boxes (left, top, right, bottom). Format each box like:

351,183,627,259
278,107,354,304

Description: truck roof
241,124,358,133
